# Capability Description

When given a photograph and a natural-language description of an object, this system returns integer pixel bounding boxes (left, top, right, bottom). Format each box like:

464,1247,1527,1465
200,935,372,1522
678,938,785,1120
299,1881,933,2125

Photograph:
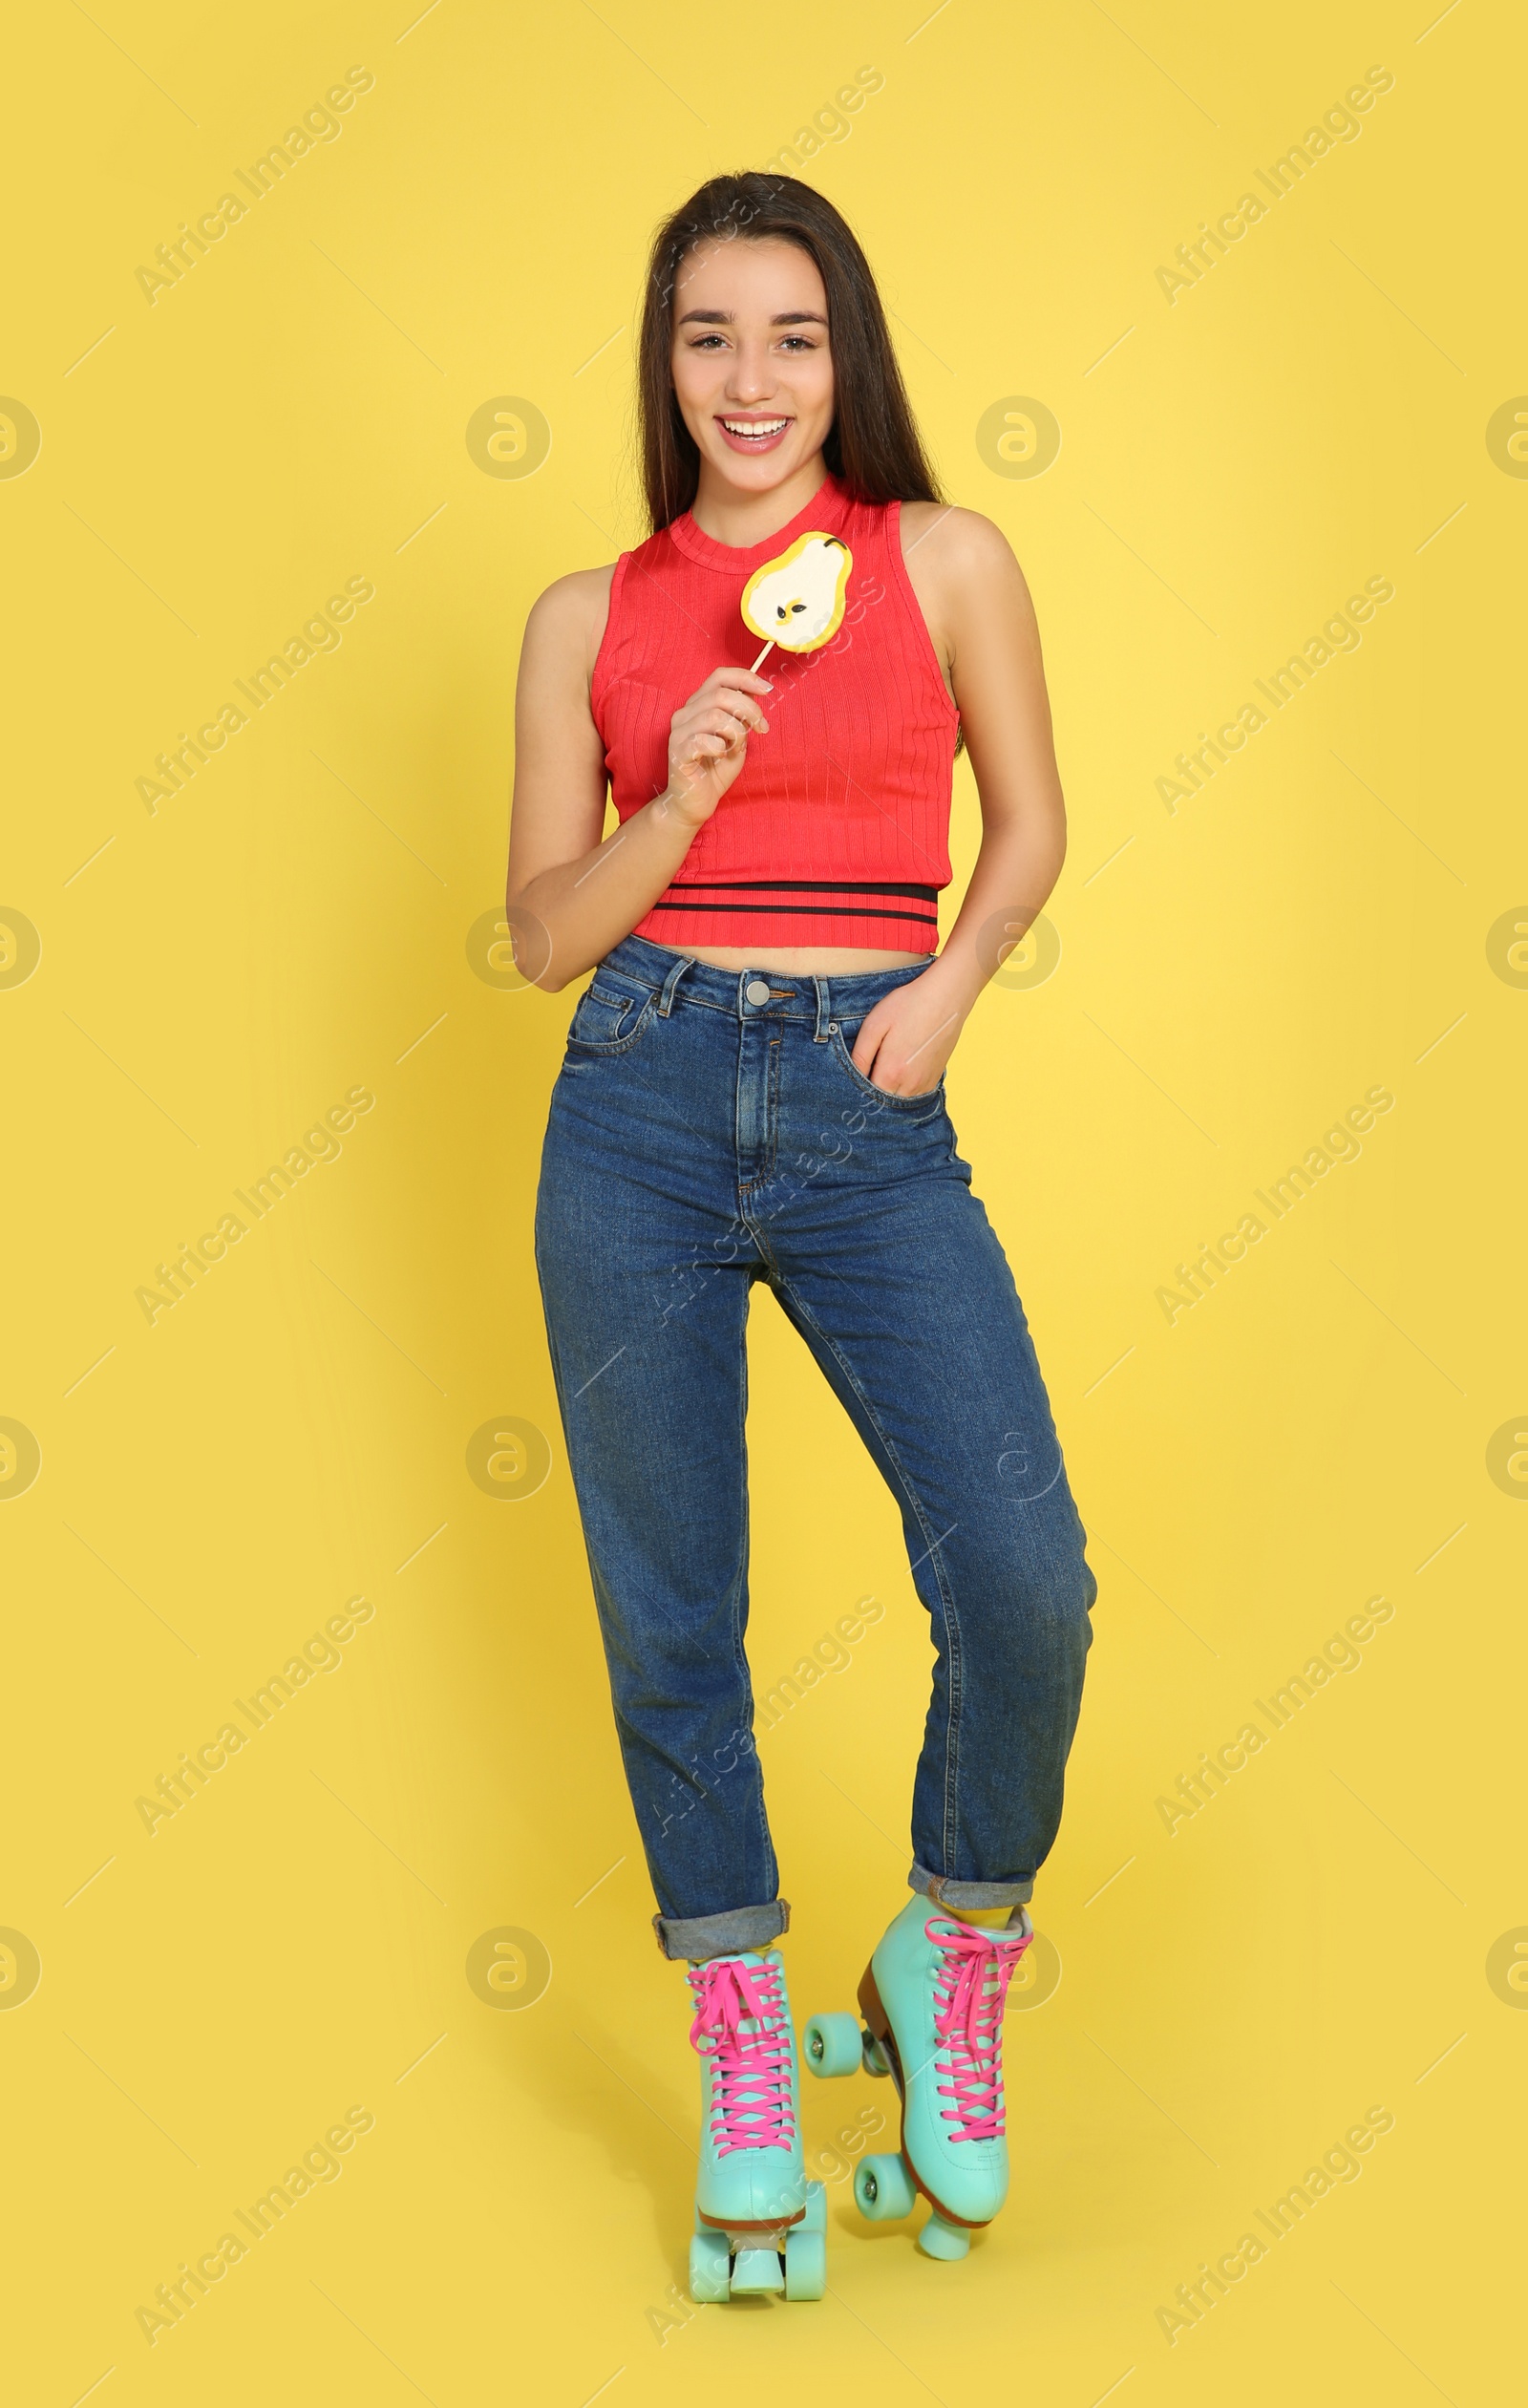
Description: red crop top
590,472,959,953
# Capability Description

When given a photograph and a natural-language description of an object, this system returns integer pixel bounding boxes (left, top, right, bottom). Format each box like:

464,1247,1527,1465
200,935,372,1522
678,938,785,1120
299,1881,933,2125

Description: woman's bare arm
848,507,1069,1092
506,568,772,991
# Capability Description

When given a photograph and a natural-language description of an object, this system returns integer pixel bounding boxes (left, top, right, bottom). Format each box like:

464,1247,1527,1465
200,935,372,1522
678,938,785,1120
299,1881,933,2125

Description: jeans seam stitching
732,1332,774,1897
764,1035,781,1180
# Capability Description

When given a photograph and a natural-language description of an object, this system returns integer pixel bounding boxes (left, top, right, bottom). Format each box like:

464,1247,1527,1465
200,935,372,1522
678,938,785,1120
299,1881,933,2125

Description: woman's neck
688,457,830,547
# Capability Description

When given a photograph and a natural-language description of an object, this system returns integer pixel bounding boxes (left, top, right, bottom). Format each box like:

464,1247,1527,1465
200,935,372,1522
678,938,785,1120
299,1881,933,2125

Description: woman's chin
698,442,820,496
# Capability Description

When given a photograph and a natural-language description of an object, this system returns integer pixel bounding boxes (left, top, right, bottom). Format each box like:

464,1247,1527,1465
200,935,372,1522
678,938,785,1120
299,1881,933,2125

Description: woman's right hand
662,666,773,827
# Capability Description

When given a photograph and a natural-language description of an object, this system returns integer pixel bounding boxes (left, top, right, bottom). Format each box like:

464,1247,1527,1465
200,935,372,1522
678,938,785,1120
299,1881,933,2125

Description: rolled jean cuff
652,1898,791,1963
911,1863,1033,1911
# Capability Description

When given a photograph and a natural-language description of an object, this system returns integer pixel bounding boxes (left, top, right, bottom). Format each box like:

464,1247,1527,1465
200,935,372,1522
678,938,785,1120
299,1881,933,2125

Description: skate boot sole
695,2207,807,2235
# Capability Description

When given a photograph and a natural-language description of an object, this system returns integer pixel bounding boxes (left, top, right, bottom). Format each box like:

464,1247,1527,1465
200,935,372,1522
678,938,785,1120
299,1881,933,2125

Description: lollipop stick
749,639,775,674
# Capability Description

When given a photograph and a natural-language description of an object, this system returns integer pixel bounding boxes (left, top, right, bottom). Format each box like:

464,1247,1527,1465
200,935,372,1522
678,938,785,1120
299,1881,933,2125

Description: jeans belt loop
812,974,831,1043
657,954,693,1018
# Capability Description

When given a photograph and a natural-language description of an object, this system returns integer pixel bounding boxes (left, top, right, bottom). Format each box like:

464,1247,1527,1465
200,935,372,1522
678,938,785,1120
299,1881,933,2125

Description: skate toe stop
917,2212,971,2261
730,2246,786,2294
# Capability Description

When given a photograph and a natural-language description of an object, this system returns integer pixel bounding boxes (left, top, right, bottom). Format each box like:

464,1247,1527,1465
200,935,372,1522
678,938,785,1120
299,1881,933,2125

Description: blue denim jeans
535,934,1095,1961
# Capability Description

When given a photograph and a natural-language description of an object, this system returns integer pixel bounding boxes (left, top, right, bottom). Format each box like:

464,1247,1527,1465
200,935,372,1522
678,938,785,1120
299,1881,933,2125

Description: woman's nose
725,343,776,400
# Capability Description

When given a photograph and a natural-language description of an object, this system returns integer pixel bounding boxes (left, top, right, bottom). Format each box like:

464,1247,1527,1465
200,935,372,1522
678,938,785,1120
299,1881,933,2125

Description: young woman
510,175,1096,2293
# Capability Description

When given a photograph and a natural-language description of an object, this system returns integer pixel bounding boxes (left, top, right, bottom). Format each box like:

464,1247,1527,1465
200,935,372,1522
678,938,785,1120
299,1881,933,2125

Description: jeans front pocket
828,1023,945,1112
566,978,658,1055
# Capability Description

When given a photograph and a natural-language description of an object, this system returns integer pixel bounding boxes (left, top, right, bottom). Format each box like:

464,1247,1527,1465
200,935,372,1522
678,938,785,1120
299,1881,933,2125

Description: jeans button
745,979,771,1006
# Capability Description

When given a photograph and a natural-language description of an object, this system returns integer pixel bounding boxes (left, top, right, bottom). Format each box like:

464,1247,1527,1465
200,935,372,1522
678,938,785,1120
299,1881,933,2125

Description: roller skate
685,1948,826,2303
803,1895,1032,2260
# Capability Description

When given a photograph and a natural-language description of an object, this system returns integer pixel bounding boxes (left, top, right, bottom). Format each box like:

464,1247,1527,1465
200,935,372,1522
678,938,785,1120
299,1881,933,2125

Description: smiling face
669,235,835,498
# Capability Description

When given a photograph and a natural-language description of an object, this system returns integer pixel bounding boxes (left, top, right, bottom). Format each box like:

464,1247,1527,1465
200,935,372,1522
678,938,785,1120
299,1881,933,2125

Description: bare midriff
682,946,927,973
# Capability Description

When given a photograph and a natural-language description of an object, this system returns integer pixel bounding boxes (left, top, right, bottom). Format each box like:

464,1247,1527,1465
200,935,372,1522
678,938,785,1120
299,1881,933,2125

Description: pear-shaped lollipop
741,531,854,672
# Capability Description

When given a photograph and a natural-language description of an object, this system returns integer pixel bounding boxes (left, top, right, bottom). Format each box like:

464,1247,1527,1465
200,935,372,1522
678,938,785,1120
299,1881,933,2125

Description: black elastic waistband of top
646,876,940,931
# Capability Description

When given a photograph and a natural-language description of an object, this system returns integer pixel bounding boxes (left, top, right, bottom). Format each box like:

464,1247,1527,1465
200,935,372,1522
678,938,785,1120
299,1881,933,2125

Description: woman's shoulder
899,501,1018,573
523,563,618,680
898,502,1029,629
528,562,617,625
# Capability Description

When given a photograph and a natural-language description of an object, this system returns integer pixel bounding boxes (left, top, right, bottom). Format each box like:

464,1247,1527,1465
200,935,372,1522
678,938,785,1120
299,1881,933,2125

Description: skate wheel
730,2245,785,2295
803,2178,827,2235
860,2034,892,2078
690,2227,732,2303
784,2224,826,2300
918,2211,970,2262
802,2011,860,2078
854,2151,917,2222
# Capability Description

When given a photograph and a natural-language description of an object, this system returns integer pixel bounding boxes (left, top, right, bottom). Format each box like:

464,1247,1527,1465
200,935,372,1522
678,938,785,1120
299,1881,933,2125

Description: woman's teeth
721,418,789,439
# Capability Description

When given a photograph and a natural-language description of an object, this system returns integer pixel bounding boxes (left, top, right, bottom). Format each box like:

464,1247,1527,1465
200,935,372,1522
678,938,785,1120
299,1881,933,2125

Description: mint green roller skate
686,1949,826,2303
803,1896,1032,2260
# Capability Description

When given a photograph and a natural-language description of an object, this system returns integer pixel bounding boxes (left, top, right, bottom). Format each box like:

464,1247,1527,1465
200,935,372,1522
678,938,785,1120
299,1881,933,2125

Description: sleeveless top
589,472,959,953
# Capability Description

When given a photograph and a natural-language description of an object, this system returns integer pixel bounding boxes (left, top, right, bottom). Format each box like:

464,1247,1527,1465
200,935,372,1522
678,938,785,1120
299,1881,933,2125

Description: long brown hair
637,174,944,533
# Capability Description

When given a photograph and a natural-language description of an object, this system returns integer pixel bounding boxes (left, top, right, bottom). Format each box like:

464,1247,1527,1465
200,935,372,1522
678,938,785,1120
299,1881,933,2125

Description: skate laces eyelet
688,1957,796,2156
925,1917,1031,2142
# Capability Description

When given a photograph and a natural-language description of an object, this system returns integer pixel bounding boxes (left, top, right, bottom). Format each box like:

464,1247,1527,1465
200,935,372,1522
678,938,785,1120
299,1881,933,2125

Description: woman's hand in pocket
850,961,972,1096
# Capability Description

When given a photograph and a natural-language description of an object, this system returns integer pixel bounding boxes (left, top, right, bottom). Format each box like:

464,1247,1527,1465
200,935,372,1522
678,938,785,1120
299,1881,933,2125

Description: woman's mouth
716,416,793,454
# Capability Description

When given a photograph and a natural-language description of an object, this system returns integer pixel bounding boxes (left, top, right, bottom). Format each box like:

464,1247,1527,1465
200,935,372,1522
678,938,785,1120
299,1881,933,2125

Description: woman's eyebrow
675,309,829,328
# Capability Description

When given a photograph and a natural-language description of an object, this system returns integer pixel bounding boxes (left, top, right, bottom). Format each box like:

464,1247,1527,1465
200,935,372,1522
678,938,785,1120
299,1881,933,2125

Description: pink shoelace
688,1955,796,2156
927,1916,1032,2142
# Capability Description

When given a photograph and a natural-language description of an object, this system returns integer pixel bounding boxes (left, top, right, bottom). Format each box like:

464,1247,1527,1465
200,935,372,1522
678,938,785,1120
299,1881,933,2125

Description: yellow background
5,2,1523,2401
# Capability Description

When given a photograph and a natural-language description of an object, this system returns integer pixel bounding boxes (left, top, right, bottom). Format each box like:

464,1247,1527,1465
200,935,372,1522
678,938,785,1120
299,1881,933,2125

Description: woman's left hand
850,961,975,1097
